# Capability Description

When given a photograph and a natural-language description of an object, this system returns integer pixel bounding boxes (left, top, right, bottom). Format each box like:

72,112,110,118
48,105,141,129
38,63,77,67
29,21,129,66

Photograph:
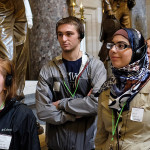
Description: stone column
146,0,150,39
130,0,147,38
28,0,69,80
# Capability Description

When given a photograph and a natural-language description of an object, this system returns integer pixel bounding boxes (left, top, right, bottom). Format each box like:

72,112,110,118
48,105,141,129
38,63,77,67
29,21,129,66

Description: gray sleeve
35,65,76,125
58,59,107,116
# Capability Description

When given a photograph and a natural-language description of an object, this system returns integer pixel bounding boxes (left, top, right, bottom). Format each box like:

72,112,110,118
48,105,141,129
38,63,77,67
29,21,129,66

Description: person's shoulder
84,52,102,63
99,88,110,104
140,78,150,94
14,101,35,118
12,101,36,132
85,53,105,70
41,54,62,69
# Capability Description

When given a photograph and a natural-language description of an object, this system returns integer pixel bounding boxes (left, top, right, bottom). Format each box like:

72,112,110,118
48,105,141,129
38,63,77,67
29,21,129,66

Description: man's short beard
62,48,74,53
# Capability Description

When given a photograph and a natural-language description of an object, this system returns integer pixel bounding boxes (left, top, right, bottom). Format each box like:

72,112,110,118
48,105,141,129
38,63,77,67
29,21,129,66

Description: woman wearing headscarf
146,37,150,70
95,28,150,150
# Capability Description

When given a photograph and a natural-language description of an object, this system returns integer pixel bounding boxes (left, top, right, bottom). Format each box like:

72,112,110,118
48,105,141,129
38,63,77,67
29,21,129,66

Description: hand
53,100,60,109
87,89,93,96
106,10,116,19
107,10,114,16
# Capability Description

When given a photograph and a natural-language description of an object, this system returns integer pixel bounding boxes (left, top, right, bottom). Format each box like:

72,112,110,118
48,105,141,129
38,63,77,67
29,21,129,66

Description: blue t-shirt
63,57,82,91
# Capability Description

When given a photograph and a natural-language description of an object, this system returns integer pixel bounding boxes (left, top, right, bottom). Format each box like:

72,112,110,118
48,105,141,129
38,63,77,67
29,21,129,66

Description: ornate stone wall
28,0,69,79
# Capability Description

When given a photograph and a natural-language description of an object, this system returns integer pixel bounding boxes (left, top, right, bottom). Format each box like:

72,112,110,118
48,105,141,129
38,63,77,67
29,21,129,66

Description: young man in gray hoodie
36,16,106,150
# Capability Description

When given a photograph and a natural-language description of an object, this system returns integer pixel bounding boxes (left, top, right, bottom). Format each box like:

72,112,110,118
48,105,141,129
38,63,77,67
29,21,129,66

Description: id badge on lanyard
0,134,12,149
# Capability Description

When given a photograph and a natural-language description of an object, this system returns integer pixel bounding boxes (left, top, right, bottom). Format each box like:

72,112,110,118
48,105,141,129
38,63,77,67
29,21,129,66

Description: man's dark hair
56,16,84,40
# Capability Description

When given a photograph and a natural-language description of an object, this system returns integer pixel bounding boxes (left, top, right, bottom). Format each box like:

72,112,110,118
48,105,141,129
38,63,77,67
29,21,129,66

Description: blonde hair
147,37,150,41
0,58,17,102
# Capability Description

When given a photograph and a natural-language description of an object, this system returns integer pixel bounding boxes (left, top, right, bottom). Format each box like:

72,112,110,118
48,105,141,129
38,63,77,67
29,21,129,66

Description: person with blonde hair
0,58,40,150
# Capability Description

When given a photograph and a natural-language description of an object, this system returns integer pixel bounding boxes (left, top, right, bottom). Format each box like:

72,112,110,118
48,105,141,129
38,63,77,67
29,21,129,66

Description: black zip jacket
0,98,41,150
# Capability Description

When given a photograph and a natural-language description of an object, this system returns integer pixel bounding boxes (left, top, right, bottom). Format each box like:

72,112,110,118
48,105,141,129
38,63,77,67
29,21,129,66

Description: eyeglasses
106,42,131,51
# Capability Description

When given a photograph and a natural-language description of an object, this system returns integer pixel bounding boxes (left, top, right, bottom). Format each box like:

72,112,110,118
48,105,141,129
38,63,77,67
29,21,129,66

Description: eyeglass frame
106,42,131,51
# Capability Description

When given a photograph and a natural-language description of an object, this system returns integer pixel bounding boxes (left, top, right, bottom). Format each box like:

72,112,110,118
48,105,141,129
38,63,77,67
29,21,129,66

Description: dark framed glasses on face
106,42,131,51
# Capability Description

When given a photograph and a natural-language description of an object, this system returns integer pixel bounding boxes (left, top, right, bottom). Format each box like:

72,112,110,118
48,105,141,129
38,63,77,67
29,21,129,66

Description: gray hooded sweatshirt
36,53,106,150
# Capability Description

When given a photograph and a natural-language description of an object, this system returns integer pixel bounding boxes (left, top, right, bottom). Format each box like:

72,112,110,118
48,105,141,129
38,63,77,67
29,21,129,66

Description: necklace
0,102,4,111
120,111,129,149
110,102,126,150
64,79,80,97
112,102,126,140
